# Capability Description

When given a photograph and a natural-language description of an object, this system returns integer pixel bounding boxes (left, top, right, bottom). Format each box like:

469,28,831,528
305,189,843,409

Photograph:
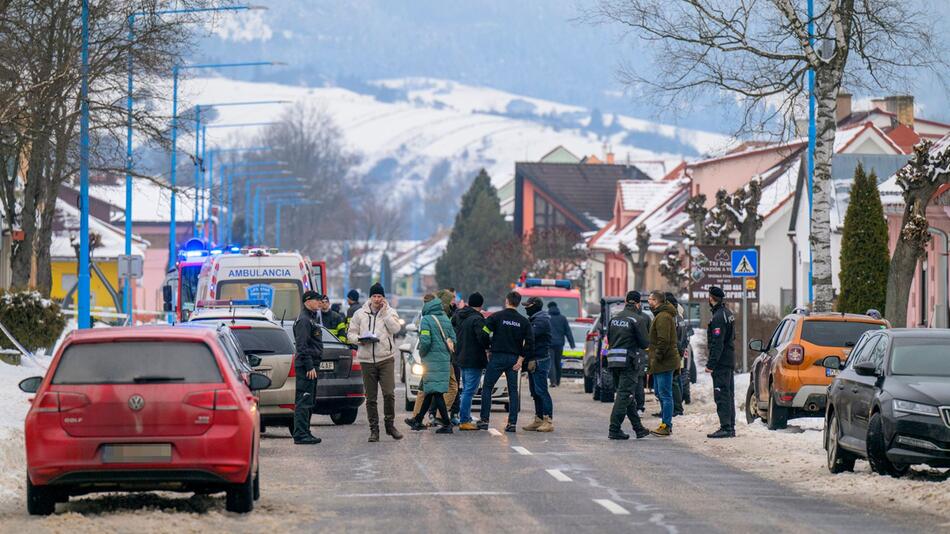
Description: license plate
319,361,335,371
102,444,172,463
826,368,839,377
563,360,582,369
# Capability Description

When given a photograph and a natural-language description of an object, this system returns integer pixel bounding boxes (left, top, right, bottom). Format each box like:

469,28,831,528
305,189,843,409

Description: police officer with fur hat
292,290,324,444
607,291,651,439
705,286,736,439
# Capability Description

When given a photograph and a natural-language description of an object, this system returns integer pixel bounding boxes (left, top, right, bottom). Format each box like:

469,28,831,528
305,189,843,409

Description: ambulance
194,248,327,324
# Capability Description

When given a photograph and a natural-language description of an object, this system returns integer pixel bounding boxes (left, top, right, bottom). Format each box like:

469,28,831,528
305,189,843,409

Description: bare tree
590,0,947,311
619,223,650,289
885,139,950,327
528,226,587,281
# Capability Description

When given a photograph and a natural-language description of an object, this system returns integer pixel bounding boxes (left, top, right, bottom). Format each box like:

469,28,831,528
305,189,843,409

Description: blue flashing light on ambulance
515,276,585,319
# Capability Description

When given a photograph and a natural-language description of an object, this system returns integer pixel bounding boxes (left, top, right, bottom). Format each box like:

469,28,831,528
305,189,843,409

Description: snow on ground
0,354,50,509
675,372,950,522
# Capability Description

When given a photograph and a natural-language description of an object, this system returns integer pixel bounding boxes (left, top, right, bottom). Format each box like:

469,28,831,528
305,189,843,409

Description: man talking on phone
293,291,324,445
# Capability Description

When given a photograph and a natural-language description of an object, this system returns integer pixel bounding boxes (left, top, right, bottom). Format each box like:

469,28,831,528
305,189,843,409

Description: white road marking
338,491,512,498
512,446,532,455
546,469,572,482
488,428,502,437
594,499,630,515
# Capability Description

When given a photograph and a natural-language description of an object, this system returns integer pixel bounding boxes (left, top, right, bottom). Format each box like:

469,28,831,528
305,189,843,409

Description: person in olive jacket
406,295,457,434
292,291,324,445
455,293,491,430
647,290,679,436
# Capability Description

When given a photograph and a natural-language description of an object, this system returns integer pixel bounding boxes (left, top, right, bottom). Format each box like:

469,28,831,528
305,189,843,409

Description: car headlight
893,399,940,417
399,318,406,326
411,363,425,376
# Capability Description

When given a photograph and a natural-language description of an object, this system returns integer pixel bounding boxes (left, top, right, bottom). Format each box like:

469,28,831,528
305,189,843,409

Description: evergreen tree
435,170,524,305
838,163,890,314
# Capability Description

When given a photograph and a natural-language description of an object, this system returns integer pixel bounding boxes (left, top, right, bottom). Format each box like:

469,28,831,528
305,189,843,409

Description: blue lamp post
78,0,91,328
214,160,285,241
242,176,300,243
269,197,318,249
126,4,262,319
167,60,283,269
248,180,303,244
257,190,306,246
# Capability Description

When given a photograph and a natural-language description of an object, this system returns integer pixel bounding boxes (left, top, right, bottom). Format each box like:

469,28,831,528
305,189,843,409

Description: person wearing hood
455,293,491,431
412,288,461,425
522,296,555,432
347,283,404,442
546,301,575,388
405,294,456,434
647,290,679,437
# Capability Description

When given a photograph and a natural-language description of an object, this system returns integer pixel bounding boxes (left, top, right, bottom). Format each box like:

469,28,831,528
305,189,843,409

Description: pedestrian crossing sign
731,250,758,277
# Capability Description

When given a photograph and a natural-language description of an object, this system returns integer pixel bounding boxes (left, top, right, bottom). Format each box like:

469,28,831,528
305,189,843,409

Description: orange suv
746,311,887,430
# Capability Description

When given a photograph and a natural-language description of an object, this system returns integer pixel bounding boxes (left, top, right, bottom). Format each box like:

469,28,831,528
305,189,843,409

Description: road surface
1,380,941,533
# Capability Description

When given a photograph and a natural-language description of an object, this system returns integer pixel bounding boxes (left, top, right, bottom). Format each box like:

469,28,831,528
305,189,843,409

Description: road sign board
117,254,144,280
689,245,760,303
731,249,758,277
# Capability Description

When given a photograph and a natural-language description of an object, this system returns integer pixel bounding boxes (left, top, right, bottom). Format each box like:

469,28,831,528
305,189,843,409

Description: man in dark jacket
631,297,652,413
546,301,575,388
648,290,679,437
292,291,324,445
523,297,554,432
479,291,534,432
320,295,347,342
607,291,651,440
705,286,737,438
345,289,361,321
665,293,687,417
455,293,492,431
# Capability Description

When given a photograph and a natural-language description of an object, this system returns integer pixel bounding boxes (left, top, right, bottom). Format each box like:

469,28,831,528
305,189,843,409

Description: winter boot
633,427,650,439
522,416,544,432
435,424,454,434
608,428,630,440
537,416,554,433
368,426,380,443
385,422,404,440
707,428,735,439
650,423,672,437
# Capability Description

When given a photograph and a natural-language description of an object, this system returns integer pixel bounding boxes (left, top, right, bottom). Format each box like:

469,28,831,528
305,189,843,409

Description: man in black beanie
347,282,403,442
705,286,736,438
454,292,492,430
346,289,361,321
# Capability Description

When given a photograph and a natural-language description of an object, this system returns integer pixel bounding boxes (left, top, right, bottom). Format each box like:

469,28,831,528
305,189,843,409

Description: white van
195,248,324,323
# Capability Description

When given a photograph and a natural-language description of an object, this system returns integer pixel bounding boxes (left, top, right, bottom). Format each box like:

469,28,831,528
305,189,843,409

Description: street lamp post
167,61,282,269
79,0,91,328
242,176,300,244
258,190,307,244
214,160,285,242
269,197,318,249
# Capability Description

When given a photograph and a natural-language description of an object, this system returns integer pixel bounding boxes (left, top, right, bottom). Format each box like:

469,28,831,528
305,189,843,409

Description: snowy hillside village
4,77,949,327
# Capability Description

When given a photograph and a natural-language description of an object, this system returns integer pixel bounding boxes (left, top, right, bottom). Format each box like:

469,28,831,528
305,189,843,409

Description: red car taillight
786,344,805,365
214,390,241,411
351,350,361,372
184,390,216,410
35,392,89,412
288,355,296,377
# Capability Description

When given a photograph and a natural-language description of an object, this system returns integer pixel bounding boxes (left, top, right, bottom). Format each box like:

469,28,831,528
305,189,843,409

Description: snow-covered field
675,372,950,523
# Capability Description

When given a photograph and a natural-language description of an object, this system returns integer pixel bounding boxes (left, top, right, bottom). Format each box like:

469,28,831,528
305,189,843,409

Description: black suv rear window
231,328,295,356
801,321,883,347
53,341,223,385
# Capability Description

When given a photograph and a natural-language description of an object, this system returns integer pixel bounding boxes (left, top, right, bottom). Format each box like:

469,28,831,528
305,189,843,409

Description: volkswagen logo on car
128,394,145,412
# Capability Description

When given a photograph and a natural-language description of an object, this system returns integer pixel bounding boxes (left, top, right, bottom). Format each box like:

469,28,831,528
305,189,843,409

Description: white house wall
757,204,794,313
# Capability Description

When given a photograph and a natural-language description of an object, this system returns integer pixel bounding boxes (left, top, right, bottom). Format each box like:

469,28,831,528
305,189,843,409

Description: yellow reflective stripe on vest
420,330,431,335
483,326,492,334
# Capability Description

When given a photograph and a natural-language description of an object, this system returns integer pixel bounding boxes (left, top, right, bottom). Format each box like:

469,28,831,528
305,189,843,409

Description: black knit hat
369,283,385,297
347,289,360,301
468,292,484,308
665,292,678,306
626,290,641,303
547,301,558,309
302,290,322,303
709,286,725,299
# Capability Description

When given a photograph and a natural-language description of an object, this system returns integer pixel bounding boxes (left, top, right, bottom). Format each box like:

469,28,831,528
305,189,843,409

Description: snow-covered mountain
170,76,732,232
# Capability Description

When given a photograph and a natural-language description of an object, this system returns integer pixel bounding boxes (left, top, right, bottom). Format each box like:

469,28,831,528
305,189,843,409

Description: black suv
824,328,950,477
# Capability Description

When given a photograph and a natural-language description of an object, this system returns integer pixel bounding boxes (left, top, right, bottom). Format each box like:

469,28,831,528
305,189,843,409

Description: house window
533,193,569,230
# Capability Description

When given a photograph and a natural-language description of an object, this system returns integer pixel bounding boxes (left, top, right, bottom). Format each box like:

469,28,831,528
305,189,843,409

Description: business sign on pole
688,245,760,303
117,254,144,281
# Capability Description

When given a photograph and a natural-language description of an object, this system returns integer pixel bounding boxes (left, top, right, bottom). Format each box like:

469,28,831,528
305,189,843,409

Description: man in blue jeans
647,290,679,436
478,291,534,432
453,293,492,431
522,297,554,432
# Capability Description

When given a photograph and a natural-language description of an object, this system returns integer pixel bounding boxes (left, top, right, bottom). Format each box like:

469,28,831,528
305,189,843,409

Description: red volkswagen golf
20,325,271,515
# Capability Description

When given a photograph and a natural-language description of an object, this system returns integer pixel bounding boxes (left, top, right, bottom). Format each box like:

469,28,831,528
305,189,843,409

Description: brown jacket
648,301,680,374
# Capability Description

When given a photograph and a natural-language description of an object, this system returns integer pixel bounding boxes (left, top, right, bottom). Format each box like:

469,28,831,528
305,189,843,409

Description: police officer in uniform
630,294,651,413
705,286,736,439
320,294,347,342
292,291,324,445
607,291,651,440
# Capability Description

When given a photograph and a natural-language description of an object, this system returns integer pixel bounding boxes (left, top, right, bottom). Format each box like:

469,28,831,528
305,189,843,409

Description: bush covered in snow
0,290,67,353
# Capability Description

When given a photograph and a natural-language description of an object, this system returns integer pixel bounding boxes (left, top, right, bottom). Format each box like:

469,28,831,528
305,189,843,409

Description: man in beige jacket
347,283,403,443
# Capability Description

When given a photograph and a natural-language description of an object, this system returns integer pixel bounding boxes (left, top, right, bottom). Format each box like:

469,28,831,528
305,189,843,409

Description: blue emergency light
229,299,268,307
523,278,572,290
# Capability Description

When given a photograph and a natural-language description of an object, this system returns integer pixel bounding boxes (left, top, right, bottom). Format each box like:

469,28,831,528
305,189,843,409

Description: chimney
884,95,915,129
871,98,886,111
606,151,615,164
836,92,852,123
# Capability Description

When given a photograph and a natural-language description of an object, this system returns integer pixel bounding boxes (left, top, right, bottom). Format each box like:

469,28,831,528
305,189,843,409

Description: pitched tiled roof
516,162,651,229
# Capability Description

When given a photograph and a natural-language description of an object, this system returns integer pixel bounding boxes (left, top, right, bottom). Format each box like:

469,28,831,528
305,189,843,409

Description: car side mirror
248,372,272,391
749,339,765,352
399,343,412,353
18,376,42,393
405,324,418,333
820,356,843,370
246,354,263,367
853,361,879,377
